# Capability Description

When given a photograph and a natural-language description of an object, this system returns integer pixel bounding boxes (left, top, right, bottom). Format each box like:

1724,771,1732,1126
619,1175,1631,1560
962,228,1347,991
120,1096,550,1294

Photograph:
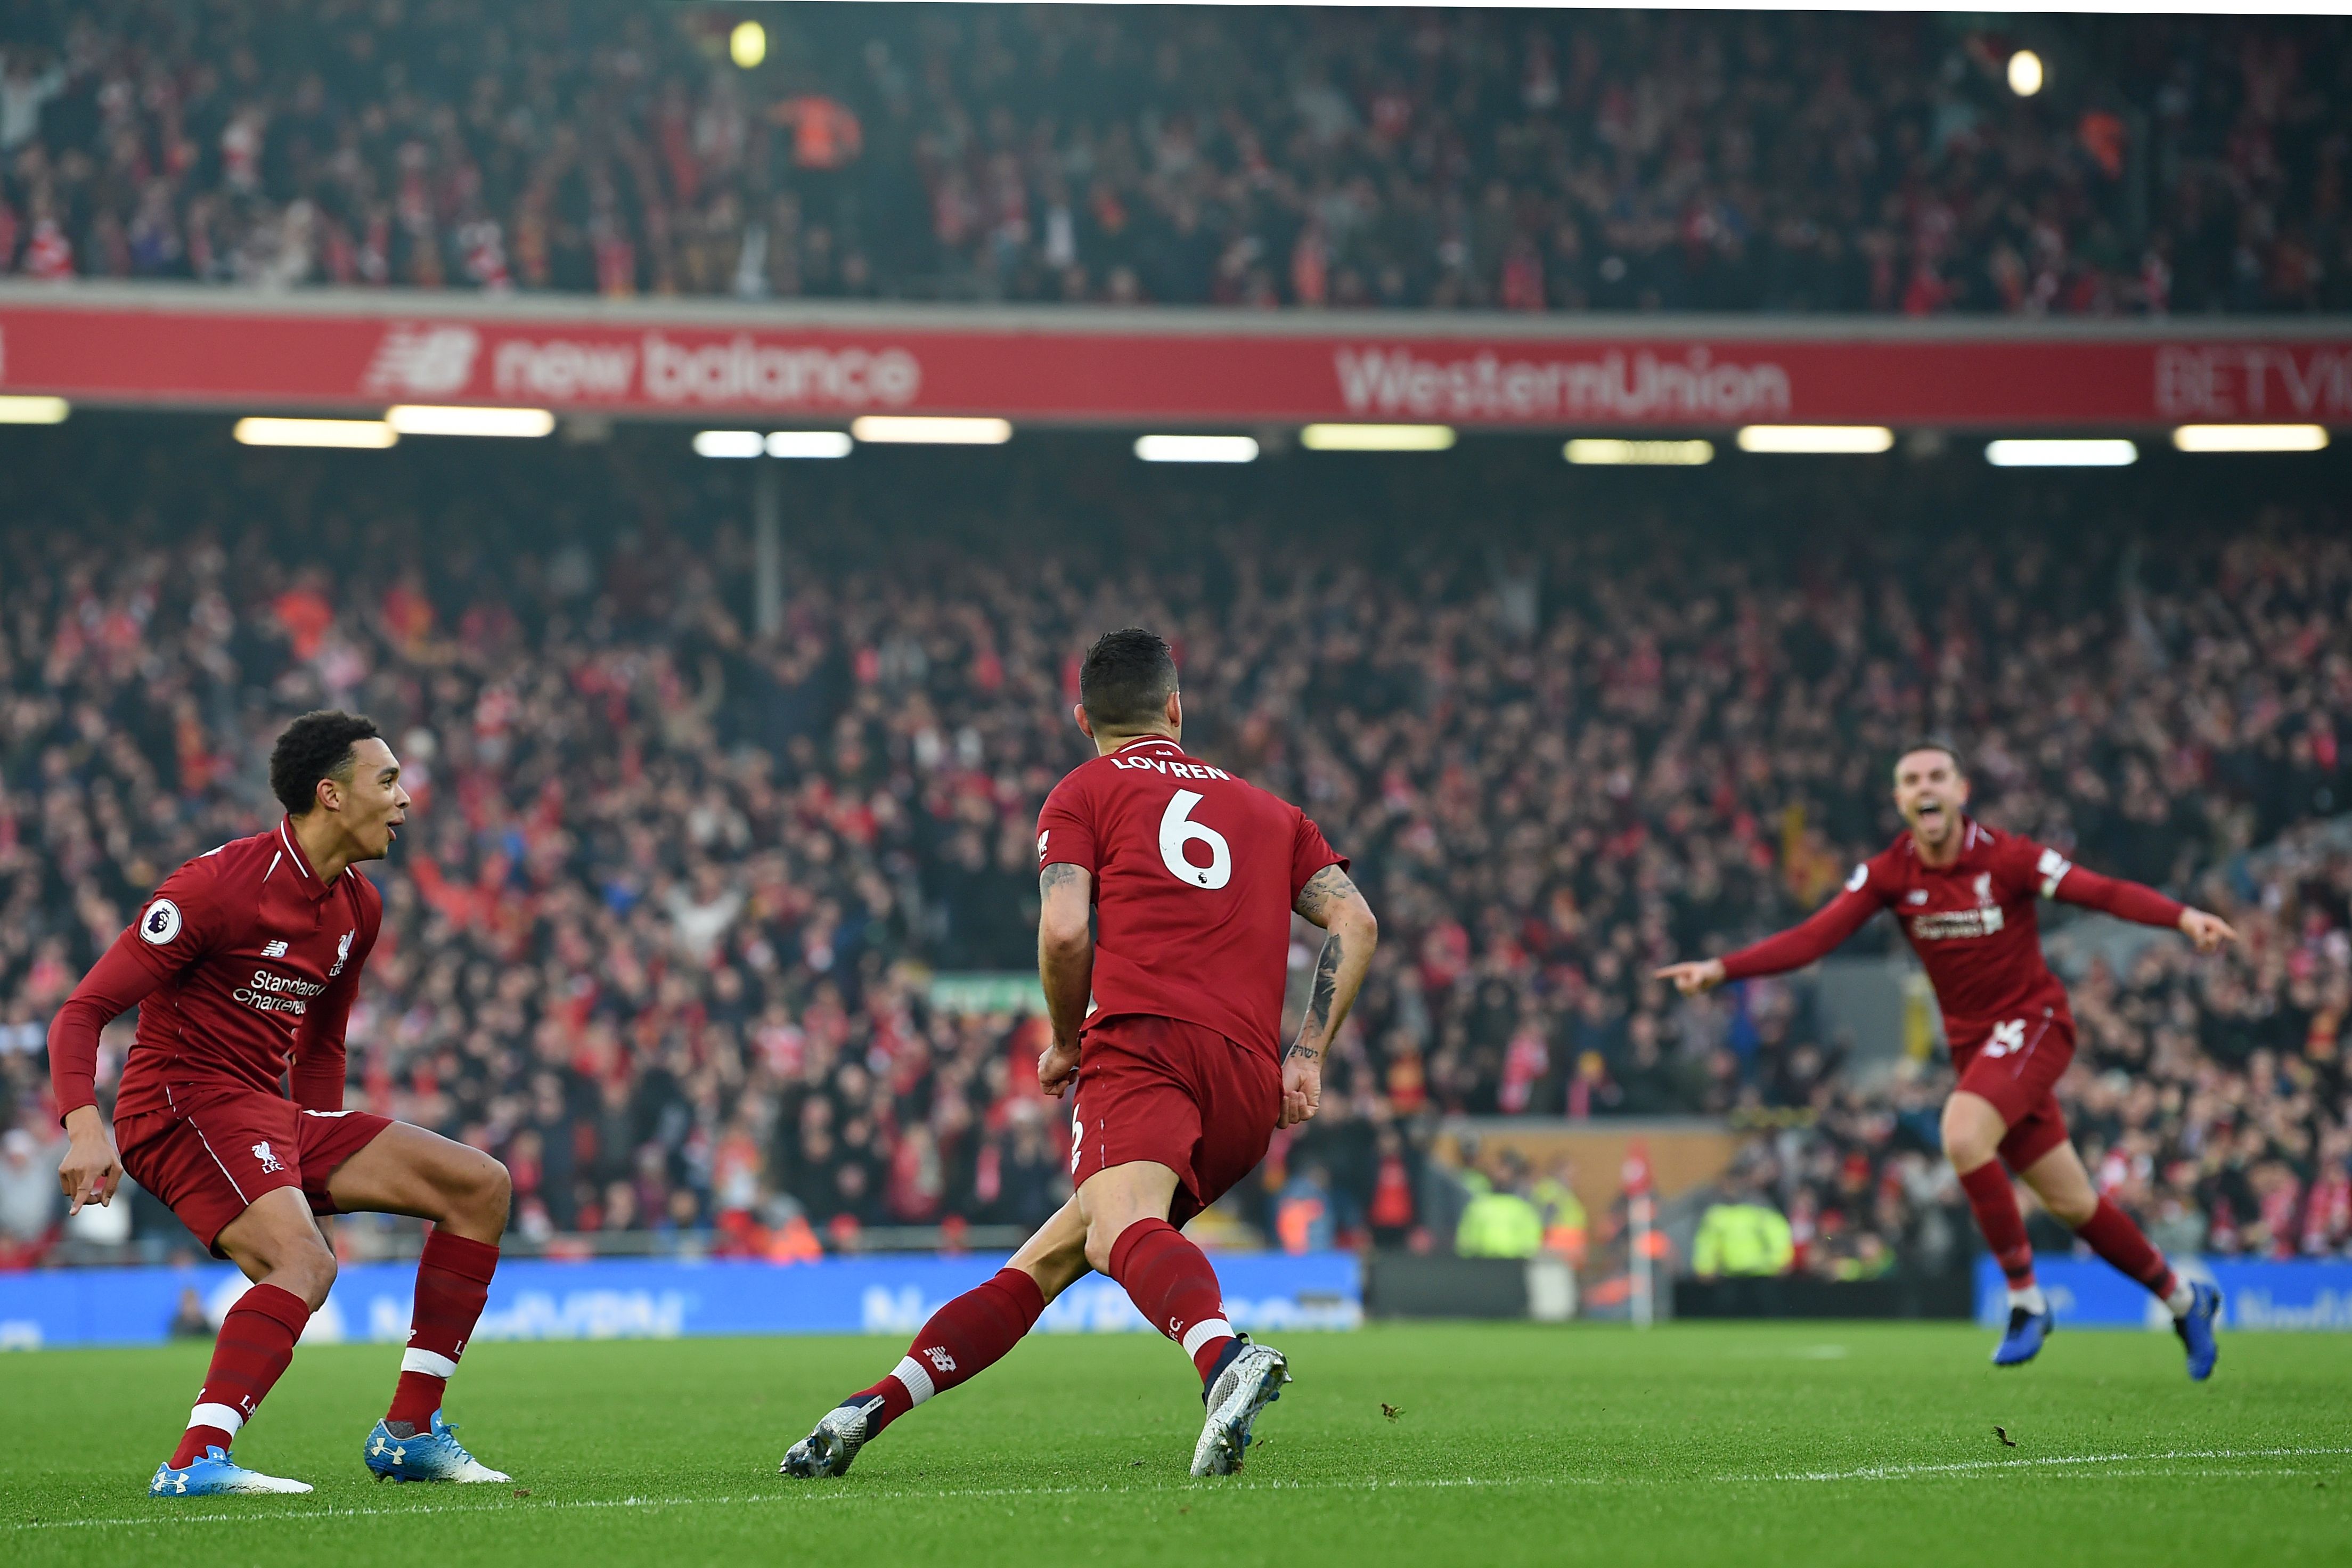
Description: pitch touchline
18,1446,2349,1531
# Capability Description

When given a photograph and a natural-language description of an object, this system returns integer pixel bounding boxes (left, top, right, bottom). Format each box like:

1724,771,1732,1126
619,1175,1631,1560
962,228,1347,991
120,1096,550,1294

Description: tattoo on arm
1288,932,1342,1061
1293,864,1355,924
1040,862,1085,895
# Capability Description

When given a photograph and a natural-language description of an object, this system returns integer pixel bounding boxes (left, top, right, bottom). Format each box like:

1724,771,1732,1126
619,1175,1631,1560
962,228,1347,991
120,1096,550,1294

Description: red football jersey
52,819,382,1122
1720,818,2183,1053
1036,736,1345,1059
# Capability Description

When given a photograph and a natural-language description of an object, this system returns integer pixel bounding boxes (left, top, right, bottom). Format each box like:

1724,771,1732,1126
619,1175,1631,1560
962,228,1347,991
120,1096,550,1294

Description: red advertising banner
2,288,2348,428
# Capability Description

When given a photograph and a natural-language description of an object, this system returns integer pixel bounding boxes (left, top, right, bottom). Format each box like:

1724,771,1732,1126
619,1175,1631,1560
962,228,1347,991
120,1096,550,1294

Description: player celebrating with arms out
1656,741,2234,1375
52,712,515,1497
783,628,1377,1479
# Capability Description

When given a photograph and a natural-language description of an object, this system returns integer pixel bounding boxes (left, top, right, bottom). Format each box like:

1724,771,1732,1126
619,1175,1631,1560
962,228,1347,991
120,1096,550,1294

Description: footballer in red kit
51,712,517,1497
782,629,1377,1481
1658,741,2234,1375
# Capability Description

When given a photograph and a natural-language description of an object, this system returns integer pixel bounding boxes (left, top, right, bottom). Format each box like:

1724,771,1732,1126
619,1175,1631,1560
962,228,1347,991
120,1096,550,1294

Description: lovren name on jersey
1035,737,1344,1060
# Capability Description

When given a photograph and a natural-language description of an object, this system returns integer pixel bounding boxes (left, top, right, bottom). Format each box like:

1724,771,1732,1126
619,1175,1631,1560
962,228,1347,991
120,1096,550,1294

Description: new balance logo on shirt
260,940,289,958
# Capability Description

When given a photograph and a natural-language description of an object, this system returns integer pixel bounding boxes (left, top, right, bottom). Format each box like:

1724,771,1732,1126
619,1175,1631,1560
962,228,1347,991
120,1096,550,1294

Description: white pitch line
1740,1444,2352,1484
16,1446,2349,1532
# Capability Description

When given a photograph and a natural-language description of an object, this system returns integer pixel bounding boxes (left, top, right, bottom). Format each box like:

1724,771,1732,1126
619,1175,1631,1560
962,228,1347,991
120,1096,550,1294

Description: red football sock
387,1230,501,1428
2073,1197,2178,1300
1107,1218,1235,1382
1956,1160,2037,1290
172,1283,309,1466
851,1267,1046,1435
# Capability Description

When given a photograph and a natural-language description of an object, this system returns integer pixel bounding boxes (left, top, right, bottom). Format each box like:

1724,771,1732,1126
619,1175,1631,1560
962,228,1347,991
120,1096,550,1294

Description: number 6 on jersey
1159,789,1231,888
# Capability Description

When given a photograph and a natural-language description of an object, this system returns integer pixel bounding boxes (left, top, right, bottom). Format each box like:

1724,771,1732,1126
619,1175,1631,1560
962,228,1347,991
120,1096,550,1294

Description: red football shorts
1068,1013,1281,1227
1951,1010,2076,1174
116,1085,393,1256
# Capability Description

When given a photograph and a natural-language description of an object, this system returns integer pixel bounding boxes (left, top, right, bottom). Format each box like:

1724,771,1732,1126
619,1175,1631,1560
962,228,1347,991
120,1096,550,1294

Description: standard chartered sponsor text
232,967,324,1016
490,331,921,408
1333,345,1791,422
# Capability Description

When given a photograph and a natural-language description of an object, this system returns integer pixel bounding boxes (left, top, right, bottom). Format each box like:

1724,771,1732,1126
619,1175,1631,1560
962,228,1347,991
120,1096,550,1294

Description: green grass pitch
4,1322,2348,1567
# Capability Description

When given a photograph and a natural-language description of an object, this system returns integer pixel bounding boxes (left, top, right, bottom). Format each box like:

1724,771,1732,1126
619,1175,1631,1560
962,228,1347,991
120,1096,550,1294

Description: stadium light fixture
850,416,1014,445
767,430,854,459
2007,50,2045,97
1985,439,2135,470
385,405,556,438
1134,434,1259,463
693,430,765,458
730,21,766,70
1985,438,2137,468
233,416,398,449
1564,438,1713,467
0,394,69,424
1735,426,1894,454
1298,423,1456,452
2171,424,2329,454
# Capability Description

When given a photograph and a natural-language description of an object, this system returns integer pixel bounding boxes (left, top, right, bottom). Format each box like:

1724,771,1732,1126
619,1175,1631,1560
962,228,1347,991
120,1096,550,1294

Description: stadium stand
2,5,2348,311
0,426,2345,1280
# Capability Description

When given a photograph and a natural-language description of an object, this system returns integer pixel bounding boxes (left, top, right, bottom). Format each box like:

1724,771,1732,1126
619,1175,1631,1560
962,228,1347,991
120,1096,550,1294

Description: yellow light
2008,50,2044,97
1298,423,1456,452
385,405,555,437
1735,426,1894,454
0,394,69,423
1564,438,1714,467
233,417,398,449
2171,424,2329,453
730,20,766,70
849,416,1013,445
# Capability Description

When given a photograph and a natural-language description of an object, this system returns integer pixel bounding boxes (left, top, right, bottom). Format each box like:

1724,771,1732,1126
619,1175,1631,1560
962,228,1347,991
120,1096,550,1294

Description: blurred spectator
1,6,2346,313
0,1123,60,1265
1275,1162,1336,1255
1692,1175,1794,1278
167,1285,210,1338
1457,1150,1544,1257
1532,1156,1588,1267
1365,1124,1421,1251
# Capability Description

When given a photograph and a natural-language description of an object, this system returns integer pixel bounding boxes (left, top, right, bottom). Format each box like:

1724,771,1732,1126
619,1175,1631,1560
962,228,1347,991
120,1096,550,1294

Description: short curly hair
270,710,382,816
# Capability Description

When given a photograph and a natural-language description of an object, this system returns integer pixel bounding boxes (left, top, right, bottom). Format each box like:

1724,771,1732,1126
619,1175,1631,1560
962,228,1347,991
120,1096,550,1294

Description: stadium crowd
0,437,2346,1280
2,4,2348,312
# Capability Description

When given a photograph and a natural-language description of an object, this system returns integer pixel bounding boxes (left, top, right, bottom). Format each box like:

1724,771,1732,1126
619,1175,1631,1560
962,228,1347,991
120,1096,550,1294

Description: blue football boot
364,1409,511,1482
1991,1303,2054,1367
2175,1280,2221,1381
149,1446,312,1497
